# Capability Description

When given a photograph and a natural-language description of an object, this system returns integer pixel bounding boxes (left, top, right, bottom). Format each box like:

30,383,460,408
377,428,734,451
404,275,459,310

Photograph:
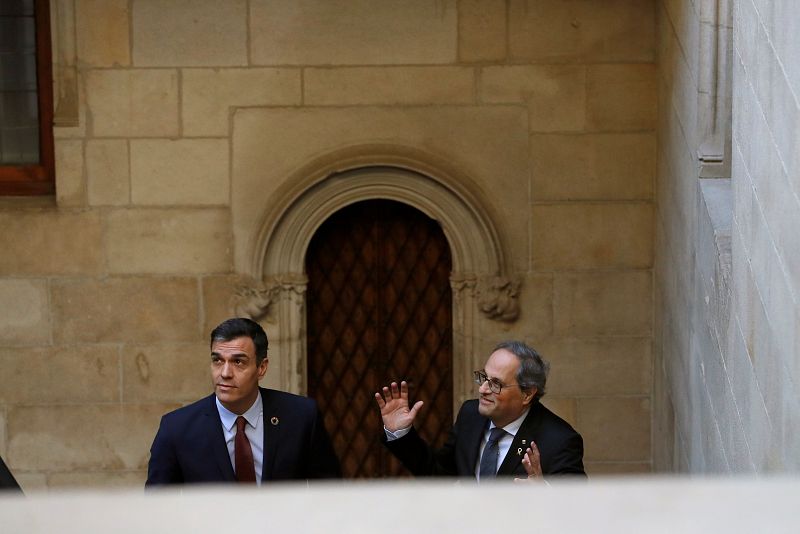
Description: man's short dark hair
210,318,269,365
493,340,549,401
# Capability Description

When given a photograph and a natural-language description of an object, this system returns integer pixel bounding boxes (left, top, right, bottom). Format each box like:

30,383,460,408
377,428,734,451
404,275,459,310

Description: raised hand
521,441,543,479
374,381,424,432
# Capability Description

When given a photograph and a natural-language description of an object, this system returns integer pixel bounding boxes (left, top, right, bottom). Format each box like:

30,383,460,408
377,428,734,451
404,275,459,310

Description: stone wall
654,0,800,472
0,0,656,489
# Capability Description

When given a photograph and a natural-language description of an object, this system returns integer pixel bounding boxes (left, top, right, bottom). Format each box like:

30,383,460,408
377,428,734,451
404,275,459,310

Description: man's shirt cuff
384,426,411,441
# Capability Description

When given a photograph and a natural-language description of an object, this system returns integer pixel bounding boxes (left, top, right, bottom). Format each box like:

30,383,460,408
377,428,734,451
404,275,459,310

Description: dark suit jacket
146,388,340,486
384,399,585,478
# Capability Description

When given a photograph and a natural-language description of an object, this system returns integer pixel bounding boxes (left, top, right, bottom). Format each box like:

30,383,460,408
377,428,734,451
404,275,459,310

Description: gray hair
493,340,549,401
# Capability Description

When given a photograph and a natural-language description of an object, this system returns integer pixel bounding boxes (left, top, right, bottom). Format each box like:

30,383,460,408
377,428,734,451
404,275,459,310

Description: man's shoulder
260,388,318,412
161,394,215,422
529,401,581,437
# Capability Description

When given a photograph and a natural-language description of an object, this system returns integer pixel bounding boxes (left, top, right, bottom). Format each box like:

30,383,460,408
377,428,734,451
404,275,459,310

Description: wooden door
306,199,453,478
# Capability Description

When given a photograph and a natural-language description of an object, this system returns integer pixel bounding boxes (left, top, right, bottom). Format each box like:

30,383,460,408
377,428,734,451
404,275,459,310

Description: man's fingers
400,380,410,399
390,382,400,398
374,392,385,408
408,400,424,419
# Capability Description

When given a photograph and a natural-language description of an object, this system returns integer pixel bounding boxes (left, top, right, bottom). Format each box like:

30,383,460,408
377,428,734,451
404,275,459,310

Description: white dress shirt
215,394,264,485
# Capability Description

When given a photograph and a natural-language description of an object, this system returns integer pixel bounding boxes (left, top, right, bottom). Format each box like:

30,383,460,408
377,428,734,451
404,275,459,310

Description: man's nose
478,379,491,394
220,362,234,377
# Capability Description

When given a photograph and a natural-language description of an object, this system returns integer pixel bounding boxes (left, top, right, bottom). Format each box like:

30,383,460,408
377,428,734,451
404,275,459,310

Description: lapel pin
522,439,527,445
270,416,279,426
517,447,524,456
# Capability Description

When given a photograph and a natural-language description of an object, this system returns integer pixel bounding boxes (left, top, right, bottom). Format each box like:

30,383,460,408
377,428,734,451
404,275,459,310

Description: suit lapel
260,388,279,481
497,403,542,476
204,394,236,482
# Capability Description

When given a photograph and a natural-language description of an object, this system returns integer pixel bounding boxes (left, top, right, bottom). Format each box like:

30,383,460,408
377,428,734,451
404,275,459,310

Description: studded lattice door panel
306,199,453,478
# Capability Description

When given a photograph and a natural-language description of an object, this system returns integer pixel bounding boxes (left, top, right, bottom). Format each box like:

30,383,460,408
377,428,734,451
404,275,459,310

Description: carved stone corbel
231,274,308,321
476,275,521,322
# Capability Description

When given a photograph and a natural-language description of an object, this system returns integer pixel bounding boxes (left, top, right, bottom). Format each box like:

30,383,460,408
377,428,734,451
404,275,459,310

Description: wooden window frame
0,0,55,196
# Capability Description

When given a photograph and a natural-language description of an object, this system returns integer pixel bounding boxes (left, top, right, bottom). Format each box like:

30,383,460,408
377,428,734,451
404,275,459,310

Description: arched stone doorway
234,162,520,413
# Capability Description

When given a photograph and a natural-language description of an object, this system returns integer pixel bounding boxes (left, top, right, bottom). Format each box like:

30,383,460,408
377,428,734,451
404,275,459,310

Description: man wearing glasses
375,340,585,480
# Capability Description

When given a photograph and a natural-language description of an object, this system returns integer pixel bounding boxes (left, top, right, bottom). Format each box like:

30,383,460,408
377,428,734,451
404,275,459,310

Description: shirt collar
488,405,531,437
215,392,263,432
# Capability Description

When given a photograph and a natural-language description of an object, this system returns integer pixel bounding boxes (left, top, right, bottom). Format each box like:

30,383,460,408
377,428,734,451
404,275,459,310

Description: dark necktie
478,427,507,481
235,416,256,483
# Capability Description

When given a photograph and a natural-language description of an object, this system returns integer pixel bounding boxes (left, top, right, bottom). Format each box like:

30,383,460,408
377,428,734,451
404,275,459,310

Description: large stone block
585,462,651,475
508,0,654,62
48,470,146,489
51,277,200,343
130,139,229,206
250,0,457,65
122,343,211,403
132,0,247,66
579,397,651,461
554,271,653,336
458,0,507,62
182,68,301,136
87,140,129,206
76,0,130,67
7,405,175,471
0,279,49,345
201,275,241,336
0,409,6,458
0,210,104,275
539,337,652,396
532,203,654,269
480,65,586,132
86,69,179,137
55,139,85,207
0,346,119,404
304,67,474,106
104,208,232,274
530,133,655,201
586,64,657,131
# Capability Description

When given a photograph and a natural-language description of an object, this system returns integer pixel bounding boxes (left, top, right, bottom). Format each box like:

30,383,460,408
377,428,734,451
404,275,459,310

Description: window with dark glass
0,0,54,195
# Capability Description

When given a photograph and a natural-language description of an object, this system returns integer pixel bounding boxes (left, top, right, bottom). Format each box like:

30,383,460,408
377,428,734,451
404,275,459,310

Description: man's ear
523,387,537,405
257,357,269,379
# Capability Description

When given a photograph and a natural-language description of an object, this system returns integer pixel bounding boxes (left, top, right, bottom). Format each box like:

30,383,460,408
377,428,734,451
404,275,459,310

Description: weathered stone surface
76,0,130,67
530,133,655,201
201,275,241,336
0,210,104,275
579,397,651,461
585,462,652,475
304,67,474,106
554,271,652,336
104,209,231,274
540,337,652,396
182,68,301,136
249,0,457,65
532,203,654,269
0,279,49,345
7,405,176,470
48,470,146,489
122,343,211,403
132,0,247,66
484,273,553,340
508,0,655,62
0,409,6,458
586,64,657,131
86,69,179,137
55,139,84,207
0,346,119,404
231,106,529,273
480,65,586,131
87,140,129,206
458,0,507,62
130,139,229,206
51,277,200,343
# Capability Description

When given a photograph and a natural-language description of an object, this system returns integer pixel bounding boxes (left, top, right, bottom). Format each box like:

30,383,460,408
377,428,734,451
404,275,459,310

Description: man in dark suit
146,318,340,486
375,341,585,480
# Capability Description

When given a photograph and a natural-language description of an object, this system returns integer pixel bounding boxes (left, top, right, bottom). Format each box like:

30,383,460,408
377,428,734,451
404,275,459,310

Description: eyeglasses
473,370,521,394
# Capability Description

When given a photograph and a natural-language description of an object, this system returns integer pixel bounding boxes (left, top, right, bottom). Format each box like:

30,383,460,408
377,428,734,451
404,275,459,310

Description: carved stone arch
236,145,520,407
